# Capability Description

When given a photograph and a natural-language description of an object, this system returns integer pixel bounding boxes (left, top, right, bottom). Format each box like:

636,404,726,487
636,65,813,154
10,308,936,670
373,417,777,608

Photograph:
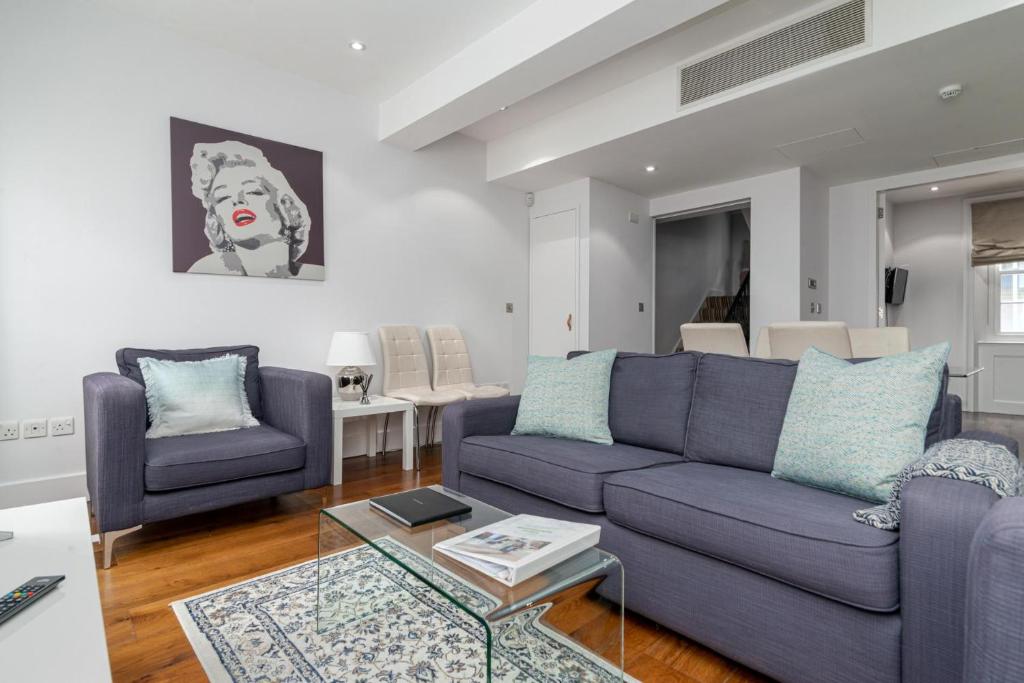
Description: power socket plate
0,421,18,441
49,416,74,436
22,419,47,439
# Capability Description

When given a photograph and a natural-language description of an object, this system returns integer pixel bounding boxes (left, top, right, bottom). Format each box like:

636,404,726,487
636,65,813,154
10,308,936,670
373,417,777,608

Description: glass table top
318,485,622,624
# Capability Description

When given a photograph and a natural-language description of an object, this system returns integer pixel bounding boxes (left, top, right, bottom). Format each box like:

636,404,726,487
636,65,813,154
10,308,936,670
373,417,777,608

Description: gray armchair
84,345,331,568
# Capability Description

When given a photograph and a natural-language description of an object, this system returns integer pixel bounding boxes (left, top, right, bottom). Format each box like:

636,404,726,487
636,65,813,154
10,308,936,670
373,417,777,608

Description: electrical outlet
0,421,18,441
22,419,47,439
505,303,514,313
49,416,74,436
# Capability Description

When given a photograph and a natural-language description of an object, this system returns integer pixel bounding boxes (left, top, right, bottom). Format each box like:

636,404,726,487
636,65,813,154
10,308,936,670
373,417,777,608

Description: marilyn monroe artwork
170,117,324,280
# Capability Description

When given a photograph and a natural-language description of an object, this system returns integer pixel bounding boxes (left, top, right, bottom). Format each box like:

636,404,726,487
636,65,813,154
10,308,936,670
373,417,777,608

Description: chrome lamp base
336,366,372,403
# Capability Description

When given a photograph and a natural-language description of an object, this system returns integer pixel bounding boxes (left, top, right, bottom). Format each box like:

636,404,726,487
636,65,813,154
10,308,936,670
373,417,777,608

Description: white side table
331,396,415,484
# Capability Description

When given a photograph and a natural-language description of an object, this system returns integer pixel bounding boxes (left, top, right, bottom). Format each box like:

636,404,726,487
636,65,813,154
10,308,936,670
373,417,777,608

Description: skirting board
0,471,87,508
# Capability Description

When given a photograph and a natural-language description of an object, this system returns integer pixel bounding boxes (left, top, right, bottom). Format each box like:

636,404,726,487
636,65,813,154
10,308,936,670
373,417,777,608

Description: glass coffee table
317,485,625,681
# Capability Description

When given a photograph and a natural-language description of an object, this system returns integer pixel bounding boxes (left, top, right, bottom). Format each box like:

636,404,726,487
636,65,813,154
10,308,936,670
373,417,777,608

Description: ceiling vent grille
678,0,867,107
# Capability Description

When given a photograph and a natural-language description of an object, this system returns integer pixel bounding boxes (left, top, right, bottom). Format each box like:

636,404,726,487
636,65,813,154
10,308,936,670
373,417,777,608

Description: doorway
529,208,580,357
653,204,751,353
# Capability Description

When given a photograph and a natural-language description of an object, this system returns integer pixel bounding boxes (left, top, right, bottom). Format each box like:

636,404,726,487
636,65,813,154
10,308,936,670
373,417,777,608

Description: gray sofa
84,345,332,568
442,351,1020,683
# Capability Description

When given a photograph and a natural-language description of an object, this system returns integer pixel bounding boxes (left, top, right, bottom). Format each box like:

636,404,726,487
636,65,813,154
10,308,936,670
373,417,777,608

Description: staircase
675,270,750,351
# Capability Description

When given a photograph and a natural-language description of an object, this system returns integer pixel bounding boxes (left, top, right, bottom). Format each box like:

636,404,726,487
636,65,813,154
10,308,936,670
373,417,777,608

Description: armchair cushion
117,345,263,419
144,424,305,491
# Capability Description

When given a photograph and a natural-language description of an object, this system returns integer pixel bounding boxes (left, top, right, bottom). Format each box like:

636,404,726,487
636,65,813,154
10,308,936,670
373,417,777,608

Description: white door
530,209,579,357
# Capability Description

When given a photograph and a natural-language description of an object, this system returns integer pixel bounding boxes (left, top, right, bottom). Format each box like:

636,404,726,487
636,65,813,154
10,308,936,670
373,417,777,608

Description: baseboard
0,471,87,509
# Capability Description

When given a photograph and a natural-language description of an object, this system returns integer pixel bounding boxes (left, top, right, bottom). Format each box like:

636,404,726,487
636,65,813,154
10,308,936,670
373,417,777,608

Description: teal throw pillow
139,354,259,439
771,343,950,503
512,349,617,444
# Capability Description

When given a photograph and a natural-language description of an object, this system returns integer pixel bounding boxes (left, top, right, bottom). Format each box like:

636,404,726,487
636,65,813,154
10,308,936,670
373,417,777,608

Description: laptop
369,488,472,527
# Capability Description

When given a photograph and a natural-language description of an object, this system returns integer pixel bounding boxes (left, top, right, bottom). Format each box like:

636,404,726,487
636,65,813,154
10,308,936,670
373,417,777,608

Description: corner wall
588,179,653,352
0,0,529,505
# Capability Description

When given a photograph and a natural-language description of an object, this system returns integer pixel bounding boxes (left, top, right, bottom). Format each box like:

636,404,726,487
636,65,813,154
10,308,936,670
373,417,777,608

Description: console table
0,497,111,681
332,396,415,484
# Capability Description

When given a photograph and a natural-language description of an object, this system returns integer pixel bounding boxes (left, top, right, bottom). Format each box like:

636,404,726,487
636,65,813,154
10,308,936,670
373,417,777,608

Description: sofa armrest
259,367,332,489
956,429,1019,457
83,372,147,532
900,477,1000,683
941,393,963,440
441,395,520,490
964,497,1024,683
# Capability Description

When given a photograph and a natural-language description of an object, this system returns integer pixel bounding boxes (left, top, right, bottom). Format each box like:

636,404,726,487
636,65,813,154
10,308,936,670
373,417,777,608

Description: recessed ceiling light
645,165,657,173
498,106,509,112
930,186,940,192
349,40,366,51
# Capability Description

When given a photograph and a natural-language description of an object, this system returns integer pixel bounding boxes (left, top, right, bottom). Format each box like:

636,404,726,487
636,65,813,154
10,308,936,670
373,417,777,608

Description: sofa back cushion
684,354,798,472
117,345,262,419
684,354,953,473
569,351,699,455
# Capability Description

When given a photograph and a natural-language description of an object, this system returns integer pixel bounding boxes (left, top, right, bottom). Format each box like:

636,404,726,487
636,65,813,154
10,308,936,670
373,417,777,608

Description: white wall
800,169,830,320
588,179,652,352
888,197,968,394
828,152,1024,328
651,168,803,344
654,212,736,354
0,0,529,505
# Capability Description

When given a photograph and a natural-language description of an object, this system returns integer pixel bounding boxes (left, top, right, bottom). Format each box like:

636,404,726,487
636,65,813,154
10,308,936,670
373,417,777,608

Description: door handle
566,313,573,331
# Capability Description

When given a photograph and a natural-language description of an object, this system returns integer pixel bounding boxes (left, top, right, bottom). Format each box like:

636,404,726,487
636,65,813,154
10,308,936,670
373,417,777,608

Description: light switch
505,303,514,314
638,302,644,312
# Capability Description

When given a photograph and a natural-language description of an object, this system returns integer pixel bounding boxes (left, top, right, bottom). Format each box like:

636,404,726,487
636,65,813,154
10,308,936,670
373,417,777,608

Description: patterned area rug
172,538,631,682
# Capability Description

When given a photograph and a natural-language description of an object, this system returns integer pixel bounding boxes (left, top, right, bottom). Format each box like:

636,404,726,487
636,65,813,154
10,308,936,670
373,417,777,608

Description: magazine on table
434,514,601,586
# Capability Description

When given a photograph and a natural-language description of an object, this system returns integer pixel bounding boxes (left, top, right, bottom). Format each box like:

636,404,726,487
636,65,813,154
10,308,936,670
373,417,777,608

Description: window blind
972,197,1024,266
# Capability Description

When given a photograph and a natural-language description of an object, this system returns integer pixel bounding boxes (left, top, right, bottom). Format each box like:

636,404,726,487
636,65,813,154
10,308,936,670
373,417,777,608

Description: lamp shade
326,331,376,367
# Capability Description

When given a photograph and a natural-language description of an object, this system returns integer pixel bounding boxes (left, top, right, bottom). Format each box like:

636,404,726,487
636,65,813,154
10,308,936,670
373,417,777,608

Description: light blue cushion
512,349,617,444
771,343,950,503
139,354,259,439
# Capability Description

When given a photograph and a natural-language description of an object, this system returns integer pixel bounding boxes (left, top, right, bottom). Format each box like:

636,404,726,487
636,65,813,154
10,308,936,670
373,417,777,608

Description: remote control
0,576,65,626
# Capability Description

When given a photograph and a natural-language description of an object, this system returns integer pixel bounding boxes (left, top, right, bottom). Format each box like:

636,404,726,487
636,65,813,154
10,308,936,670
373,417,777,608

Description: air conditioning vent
678,0,867,107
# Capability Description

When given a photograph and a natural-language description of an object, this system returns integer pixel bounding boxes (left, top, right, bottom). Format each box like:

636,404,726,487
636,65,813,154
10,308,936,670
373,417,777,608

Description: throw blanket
854,439,1023,530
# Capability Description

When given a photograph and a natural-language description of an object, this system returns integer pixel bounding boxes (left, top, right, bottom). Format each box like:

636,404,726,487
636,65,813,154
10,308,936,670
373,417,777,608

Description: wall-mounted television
885,267,909,305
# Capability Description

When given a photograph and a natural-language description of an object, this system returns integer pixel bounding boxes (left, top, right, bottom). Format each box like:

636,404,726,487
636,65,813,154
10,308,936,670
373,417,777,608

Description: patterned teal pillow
512,349,617,444
139,354,259,439
771,343,950,503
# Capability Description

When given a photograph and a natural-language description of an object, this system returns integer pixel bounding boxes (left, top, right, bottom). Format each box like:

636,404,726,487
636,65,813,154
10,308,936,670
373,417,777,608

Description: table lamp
326,331,376,403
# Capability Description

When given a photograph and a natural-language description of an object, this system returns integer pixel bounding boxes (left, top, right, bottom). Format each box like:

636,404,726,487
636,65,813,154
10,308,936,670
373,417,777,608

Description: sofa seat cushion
604,463,900,611
145,425,305,491
459,435,681,512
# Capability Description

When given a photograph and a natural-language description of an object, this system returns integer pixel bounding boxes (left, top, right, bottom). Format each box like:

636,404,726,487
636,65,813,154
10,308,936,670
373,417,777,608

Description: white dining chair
426,325,510,402
765,321,853,360
679,323,749,356
377,325,465,468
849,327,911,357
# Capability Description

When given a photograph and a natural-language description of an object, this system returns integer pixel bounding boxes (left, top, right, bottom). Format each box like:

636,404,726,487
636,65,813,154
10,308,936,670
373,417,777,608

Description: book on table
433,514,601,586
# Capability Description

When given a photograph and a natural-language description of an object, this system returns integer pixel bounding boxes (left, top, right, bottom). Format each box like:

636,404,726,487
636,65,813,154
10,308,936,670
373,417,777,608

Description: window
996,262,1024,334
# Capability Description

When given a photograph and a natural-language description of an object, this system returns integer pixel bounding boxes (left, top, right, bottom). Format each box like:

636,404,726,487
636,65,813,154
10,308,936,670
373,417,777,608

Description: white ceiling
98,0,536,101
494,6,1024,197
461,0,816,142
886,168,1024,204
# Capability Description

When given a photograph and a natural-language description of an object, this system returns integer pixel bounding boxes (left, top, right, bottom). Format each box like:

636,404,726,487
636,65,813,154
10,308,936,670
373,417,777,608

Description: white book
433,514,601,587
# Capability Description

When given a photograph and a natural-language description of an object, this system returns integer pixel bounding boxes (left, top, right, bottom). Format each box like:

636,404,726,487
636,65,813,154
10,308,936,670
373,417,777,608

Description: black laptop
369,488,472,527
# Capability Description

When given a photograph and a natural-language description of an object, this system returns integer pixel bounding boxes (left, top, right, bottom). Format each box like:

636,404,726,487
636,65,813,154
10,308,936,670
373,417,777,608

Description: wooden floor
93,446,772,683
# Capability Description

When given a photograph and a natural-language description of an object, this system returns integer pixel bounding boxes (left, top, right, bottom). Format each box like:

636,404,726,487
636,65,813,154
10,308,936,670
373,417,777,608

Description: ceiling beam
378,0,729,151
483,0,1021,189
